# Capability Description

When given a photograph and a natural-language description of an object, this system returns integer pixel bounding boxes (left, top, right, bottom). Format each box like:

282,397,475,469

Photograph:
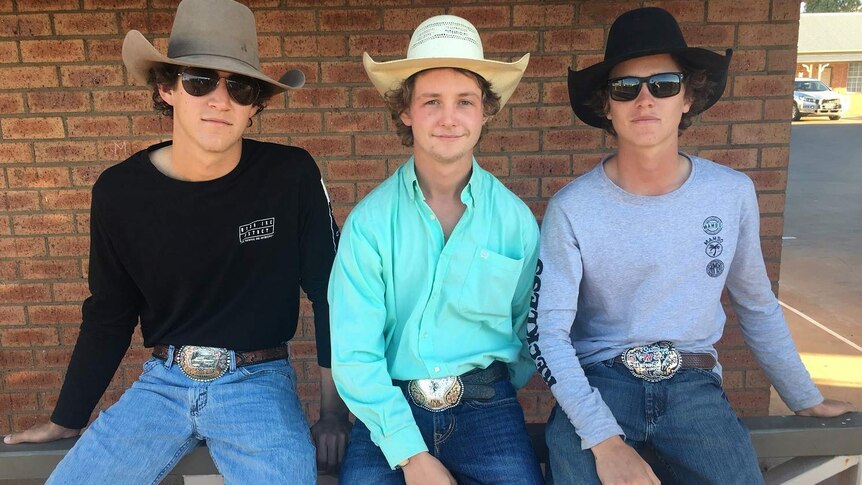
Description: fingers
315,433,327,466
324,433,337,469
315,430,348,470
797,398,856,417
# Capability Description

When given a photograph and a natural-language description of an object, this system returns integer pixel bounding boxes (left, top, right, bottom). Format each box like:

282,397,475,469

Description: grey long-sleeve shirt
531,154,823,450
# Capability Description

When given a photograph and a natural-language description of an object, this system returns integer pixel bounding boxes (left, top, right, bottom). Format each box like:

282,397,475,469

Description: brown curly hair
384,68,502,147
586,54,715,137
147,63,274,118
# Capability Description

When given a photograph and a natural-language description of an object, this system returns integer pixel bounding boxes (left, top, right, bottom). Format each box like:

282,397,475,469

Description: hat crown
603,7,688,63
166,0,260,70
406,15,484,61
566,7,732,128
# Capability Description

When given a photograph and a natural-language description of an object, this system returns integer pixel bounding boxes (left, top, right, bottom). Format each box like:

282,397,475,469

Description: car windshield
794,80,831,92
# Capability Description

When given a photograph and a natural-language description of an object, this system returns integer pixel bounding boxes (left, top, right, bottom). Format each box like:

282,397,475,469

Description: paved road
769,119,862,414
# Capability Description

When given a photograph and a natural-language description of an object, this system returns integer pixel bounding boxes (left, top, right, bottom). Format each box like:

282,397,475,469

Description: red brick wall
0,0,800,434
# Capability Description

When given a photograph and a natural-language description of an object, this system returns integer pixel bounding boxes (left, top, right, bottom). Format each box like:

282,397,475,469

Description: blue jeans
545,360,764,485
340,379,542,485
48,352,316,485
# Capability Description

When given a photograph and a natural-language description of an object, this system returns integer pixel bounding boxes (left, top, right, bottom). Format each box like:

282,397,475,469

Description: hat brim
363,52,529,109
568,47,732,128
122,30,304,95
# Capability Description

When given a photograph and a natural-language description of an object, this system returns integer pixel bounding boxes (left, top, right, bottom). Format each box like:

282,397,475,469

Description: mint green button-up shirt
329,158,539,468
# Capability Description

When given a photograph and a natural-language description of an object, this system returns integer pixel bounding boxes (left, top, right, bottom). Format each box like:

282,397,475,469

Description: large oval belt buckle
622,341,681,382
408,376,464,412
176,346,229,382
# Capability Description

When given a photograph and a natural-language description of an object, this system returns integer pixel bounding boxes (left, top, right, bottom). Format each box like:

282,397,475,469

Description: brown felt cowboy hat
122,0,304,95
568,7,732,128
363,15,529,109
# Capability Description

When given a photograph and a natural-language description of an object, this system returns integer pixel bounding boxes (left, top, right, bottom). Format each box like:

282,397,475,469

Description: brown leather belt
152,344,288,382
613,352,715,369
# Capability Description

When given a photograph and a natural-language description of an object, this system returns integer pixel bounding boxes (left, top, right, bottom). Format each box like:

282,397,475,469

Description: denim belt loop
165,345,176,369
229,350,237,372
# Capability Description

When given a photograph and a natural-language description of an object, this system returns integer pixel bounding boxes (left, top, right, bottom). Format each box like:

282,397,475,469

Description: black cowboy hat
568,7,732,128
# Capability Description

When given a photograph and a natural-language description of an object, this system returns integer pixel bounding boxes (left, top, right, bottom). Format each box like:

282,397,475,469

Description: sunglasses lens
181,68,219,97
609,77,642,101
225,76,260,105
648,73,682,98
608,73,683,101
180,68,260,105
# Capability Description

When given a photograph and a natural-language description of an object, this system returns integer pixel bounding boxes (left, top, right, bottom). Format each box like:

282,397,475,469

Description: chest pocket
459,247,523,321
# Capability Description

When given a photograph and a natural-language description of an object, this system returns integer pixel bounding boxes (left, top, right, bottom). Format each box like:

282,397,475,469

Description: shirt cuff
378,423,428,469
784,387,825,413
580,424,626,451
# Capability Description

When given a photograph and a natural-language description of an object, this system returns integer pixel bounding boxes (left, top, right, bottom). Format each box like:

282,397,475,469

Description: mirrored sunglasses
607,72,685,102
178,67,261,106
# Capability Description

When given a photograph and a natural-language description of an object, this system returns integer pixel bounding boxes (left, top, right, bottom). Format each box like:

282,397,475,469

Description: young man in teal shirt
329,15,542,485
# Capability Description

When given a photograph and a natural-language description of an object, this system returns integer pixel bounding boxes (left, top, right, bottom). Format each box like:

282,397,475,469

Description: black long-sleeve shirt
52,139,339,429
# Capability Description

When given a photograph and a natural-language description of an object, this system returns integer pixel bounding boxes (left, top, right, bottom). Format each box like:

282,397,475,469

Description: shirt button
434,366,440,373
423,333,429,339
480,250,489,259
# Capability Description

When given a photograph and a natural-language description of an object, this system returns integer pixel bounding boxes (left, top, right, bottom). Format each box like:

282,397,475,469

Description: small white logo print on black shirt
239,217,275,243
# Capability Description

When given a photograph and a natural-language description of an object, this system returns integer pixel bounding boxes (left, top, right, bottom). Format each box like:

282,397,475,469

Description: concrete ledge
745,413,862,459
526,412,862,463
2,413,860,482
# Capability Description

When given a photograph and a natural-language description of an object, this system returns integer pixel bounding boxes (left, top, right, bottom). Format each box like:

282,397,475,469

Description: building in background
796,12,862,116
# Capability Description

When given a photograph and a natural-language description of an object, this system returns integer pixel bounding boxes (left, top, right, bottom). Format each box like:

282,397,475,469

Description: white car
793,78,843,121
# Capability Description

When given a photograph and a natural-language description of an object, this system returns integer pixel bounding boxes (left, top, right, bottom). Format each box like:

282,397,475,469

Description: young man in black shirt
3,0,349,482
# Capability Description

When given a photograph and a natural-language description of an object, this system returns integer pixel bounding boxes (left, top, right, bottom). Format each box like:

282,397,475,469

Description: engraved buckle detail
408,376,464,412
176,346,229,382
622,341,681,382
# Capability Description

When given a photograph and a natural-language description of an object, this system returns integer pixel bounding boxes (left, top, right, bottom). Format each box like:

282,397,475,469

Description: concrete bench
527,412,862,485
2,413,860,484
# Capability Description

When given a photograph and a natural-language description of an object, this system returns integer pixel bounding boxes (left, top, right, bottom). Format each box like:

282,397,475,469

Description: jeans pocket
690,367,723,386
237,359,293,380
463,396,519,410
582,358,615,373
140,357,161,376
463,380,519,409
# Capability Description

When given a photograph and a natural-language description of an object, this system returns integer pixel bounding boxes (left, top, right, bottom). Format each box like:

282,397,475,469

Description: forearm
534,311,623,449
319,366,349,418
51,325,133,428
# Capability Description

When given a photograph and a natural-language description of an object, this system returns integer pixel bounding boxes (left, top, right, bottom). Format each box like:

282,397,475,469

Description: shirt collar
402,157,484,208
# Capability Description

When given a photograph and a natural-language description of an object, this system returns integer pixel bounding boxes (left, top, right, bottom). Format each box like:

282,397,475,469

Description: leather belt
152,344,288,382
394,361,509,412
612,341,716,382
612,353,715,368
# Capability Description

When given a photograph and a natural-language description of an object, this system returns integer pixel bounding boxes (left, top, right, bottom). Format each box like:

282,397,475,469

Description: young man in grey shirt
532,7,853,485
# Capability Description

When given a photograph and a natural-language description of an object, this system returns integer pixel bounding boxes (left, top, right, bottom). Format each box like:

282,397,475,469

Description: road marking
782,236,797,240
780,300,862,353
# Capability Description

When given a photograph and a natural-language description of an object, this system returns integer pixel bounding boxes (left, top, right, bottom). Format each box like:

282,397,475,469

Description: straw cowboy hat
568,7,732,128
121,0,304,94
363,15,529,108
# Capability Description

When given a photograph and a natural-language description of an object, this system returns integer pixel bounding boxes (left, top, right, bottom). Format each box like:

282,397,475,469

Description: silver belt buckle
622,341,681,382
176,346,229,382
408,376,464,412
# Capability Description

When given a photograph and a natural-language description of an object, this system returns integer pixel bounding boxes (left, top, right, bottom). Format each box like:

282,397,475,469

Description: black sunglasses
607,72,685,101
178,67,261,106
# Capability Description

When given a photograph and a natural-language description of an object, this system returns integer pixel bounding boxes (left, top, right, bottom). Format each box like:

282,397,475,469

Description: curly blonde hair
384,68,501,147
